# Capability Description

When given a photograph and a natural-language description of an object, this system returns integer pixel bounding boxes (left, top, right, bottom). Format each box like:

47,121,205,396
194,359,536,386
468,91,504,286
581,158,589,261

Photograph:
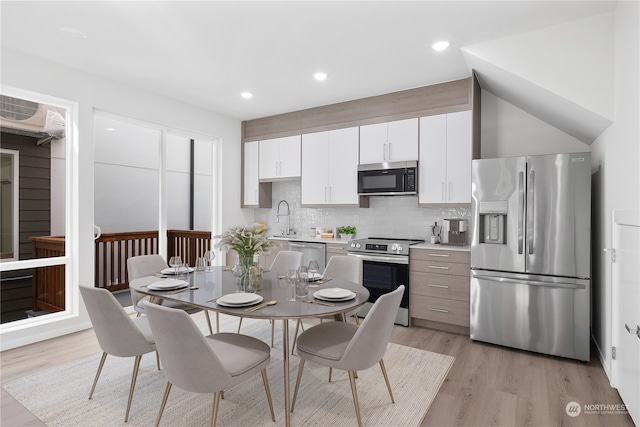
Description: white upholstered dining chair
291,255,363,354
291,285,404,427
80,285,158,423
127,254,215,334
143,301,276,427
237,250,304,346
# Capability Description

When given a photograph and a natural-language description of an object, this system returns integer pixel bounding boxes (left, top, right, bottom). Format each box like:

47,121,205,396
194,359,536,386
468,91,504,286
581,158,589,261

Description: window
0,149,19,261
0,89,73,327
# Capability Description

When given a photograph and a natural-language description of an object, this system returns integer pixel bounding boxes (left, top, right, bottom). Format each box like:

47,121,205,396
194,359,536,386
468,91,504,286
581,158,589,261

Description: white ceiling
0,1,617,121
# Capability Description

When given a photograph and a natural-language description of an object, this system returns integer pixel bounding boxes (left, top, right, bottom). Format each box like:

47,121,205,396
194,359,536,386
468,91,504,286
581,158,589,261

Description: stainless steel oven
347,237,423,326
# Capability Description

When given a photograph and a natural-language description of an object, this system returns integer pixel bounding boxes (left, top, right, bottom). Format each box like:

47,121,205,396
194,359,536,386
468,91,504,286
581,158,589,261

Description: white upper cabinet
259,135,301,180
419,110,472,204
302,127,359,205
359,118,418,164
243,141,259,206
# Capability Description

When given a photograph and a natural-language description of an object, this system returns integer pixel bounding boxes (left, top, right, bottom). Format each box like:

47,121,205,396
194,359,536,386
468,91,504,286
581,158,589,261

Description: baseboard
592,333,614,386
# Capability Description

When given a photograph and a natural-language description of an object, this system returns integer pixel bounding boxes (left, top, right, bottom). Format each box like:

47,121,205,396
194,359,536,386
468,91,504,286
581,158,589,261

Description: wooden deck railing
30,236,66,313
95,230,159,292
28,229,214,314
167,229,213,267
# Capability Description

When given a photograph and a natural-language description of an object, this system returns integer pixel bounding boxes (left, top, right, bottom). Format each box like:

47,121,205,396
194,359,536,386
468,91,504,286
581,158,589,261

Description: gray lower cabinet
409,247,470,332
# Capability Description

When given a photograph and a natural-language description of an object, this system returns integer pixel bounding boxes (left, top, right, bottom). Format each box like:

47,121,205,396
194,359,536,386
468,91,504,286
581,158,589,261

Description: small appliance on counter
441,219,467,246
429,222,441,244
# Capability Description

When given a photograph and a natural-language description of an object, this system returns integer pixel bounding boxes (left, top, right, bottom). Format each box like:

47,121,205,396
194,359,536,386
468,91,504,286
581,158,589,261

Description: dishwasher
288,241,326,272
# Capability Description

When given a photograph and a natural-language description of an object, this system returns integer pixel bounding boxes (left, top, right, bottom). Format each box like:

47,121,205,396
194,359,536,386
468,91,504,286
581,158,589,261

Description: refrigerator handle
518,171,525,254
527,170,535,255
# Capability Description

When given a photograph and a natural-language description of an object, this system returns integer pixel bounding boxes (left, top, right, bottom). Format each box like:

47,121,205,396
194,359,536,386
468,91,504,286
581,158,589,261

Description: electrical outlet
354,215,359,224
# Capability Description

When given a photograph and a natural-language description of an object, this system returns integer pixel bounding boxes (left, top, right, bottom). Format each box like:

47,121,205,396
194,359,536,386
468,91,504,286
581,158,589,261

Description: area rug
3,315,454,426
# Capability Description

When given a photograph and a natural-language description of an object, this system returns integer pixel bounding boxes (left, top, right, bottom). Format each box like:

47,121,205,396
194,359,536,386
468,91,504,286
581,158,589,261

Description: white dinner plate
308,273,323,281
217,293,264,307
313,288,356,301
161,267,195,275
147,279,189,291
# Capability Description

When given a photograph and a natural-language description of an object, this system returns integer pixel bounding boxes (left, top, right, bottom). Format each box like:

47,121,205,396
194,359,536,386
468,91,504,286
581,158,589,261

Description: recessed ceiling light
432,41,450,51
314,72,328,81
59,27,87,39
241,92,253,99
106,128,115,131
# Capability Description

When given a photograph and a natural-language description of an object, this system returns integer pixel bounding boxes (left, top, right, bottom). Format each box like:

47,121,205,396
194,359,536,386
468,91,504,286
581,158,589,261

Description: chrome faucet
276,200,292,235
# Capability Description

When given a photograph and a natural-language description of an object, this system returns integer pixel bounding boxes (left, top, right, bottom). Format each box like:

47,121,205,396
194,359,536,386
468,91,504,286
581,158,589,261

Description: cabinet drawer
410,272,469,301
410,248,469,264
410,259,470,277
410,295,470,327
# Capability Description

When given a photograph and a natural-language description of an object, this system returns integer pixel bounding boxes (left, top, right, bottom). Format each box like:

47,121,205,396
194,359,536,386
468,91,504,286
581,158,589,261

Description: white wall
481,90,590,158
590,0,640,379
0,48,251,349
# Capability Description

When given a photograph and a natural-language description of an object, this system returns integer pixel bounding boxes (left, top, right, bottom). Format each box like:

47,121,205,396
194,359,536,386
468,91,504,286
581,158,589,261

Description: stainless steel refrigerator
470,153,591,361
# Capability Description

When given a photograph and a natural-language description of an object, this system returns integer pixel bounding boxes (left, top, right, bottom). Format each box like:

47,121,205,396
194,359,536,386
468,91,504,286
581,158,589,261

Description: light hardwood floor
1,312,634,427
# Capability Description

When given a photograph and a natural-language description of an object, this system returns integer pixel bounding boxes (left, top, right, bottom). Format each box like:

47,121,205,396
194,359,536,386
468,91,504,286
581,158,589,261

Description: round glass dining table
130,266,369,427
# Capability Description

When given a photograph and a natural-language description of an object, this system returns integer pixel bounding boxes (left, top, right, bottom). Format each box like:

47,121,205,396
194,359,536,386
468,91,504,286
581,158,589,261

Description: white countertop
411,242,470,251
268,235,350,245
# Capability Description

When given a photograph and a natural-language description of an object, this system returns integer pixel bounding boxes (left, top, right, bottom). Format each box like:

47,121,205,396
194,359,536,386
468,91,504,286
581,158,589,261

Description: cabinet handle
448,182,452,201
428,283,450,289
383,143,386,161
428,253,450,257
328,246,344,250
328,186,332,202
388,142,392,160
255,189,258,204
428,307,450,313
428,265,450,270
324,186,328,202
441,182,446,202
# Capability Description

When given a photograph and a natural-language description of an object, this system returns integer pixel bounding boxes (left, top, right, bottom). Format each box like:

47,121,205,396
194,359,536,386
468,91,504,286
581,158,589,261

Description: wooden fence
30,236,66,313
29,229,213,314
167,229,213,267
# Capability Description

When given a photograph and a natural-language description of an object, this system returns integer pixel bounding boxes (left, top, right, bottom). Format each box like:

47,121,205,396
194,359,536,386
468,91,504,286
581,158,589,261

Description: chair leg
205,311,213,335
291,358,306,412
271,320,275,348
379,359,395,403
354,314,360,325
88,352,107,399
261,369,276,422
211,391,222,427
156,350,161,370
216,312,220,333
124,355,143,422
348,371,363,427
237,317,243,334
291,320,301,355
328,367,332,382
155,382,172,427
136,312,142,317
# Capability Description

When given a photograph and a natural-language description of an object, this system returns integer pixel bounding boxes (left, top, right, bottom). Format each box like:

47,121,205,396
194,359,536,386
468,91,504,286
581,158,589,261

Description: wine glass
169,255,182,276
285,269,299,301
204,250,216,271
308,260,320,287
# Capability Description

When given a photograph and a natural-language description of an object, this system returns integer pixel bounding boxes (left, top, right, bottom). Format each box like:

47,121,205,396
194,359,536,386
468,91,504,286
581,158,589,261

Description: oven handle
347,252,409,265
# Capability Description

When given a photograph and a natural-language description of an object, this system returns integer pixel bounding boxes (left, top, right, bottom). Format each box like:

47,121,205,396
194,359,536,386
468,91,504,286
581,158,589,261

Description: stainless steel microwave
357,160,418,196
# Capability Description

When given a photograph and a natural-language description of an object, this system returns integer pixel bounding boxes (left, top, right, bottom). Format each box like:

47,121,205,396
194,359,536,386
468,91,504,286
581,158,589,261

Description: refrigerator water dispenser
478,201,507,244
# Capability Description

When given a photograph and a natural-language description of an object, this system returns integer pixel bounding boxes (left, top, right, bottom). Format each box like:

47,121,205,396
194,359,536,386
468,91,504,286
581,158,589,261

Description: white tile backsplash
255,180,470,241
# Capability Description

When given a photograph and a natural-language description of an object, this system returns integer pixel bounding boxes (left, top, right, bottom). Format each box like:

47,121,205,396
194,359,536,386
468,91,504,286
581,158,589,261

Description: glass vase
238,254,255,293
